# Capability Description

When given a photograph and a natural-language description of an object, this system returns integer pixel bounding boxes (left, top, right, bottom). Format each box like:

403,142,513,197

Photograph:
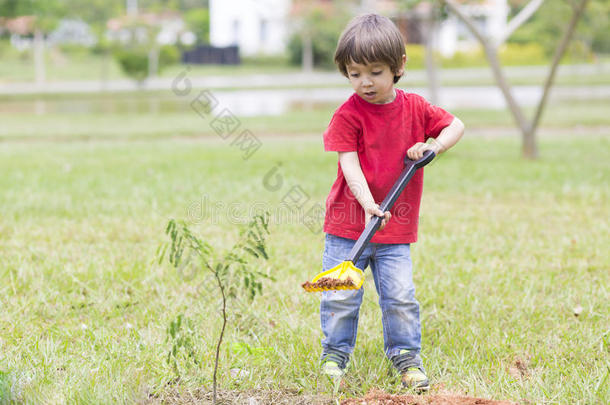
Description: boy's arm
338,151,391,230
407,117,465,160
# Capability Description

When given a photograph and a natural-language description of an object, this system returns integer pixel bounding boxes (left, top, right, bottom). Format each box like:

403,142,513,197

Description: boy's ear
397,54,407,76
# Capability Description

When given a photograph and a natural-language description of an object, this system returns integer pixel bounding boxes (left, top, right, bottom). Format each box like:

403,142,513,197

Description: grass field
0,117,608,404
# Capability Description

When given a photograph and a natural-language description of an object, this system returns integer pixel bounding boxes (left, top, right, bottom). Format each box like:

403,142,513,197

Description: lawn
0,126,608,404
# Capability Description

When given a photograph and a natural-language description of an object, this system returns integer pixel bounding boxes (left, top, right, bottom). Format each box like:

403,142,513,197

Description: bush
159,44,180,67
405,44,425,70
438,43,549,68
441,48,487,68
56,43,91,58
113,44,180,82
288,29,340,70
288,3,351,69
499,43,548,66
113,47,148,82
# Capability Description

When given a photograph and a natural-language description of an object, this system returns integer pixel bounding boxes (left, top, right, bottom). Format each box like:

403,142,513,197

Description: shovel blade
302,261,365,292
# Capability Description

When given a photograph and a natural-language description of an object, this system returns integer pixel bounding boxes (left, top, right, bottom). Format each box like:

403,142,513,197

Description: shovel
302,150,436,292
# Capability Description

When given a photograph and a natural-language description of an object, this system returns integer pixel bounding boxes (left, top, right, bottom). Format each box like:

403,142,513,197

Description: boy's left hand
406,142,441,160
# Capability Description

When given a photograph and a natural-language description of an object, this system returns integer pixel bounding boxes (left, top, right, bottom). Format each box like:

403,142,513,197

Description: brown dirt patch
143,388,332,405
302,276,356,291
341,389,518,405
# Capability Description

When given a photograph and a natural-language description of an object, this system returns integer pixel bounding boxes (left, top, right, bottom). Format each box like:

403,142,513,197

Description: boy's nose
362,77,373,86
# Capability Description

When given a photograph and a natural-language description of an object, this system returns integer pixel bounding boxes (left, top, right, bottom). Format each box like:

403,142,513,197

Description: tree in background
399,0,447,104
289,0,352,71
441,0,590,159
0,0,65,84
183,7,209,45
508,0,609,57
62,0,123,88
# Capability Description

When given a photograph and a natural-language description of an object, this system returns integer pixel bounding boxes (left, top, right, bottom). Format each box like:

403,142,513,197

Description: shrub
113,47,148,82
288,3,351,69
499,43,548,66
405,44,425,70
159,44,180,67
113,44,180,82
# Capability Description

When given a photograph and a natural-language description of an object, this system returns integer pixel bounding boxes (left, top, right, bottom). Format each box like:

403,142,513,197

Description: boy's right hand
364,203,391,230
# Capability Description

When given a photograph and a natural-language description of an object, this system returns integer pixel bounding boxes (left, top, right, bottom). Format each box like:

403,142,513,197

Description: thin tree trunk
497,0,544,45
212,271,227,405
302,33,313,73
529,0,590,148
482,42,533,155
442,0,589,159
34,28,45,86
148,44,159,80
424,12,439,105
101,49,110,91
443,0,532,154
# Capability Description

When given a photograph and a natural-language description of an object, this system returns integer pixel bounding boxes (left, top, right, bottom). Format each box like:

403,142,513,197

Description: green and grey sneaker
321,360,345,379
393,349,430,392
321,352,349,385
401,366,430,391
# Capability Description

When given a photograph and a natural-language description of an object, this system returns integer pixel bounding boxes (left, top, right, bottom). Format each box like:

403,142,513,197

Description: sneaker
321,352,348,382
321,360,345,379
392,349,430,392
401,366,430,391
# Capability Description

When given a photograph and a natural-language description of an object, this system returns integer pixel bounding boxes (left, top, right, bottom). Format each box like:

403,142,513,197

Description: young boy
320,14,464,391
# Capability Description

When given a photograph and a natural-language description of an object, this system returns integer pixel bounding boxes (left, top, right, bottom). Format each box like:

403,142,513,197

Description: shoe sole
402,380,430,393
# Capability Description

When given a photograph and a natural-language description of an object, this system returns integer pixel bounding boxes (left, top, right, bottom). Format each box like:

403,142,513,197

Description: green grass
0,133,608,404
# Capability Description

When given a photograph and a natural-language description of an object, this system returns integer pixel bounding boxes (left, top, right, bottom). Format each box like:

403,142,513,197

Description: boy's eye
372,71,382,75
349,73,360,78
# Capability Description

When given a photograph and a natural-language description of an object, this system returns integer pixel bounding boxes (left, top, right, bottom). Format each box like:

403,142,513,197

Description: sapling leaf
157,243,169,265
243,246,259,258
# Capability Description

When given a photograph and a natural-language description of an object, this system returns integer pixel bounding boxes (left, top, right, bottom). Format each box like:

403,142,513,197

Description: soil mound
341,389,518,405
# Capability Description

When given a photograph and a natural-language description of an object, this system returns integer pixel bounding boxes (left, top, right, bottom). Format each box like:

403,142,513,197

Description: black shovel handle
346,150,436,264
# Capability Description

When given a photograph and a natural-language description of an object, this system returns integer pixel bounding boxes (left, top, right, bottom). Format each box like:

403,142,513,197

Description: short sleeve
323,112,360,152
423,100,454,139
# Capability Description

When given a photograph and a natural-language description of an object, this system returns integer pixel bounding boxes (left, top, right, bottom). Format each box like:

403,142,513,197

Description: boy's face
346,56,405,104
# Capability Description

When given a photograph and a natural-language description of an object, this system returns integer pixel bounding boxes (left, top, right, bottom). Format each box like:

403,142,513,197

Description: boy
320,14,464,391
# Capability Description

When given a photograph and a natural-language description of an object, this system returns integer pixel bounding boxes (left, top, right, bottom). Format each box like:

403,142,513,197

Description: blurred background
0,0,608,143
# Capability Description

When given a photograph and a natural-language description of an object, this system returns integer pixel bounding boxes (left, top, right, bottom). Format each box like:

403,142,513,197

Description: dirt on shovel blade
302,277,356,290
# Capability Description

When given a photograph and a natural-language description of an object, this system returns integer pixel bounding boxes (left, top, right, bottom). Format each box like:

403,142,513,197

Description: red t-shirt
323,89,454,244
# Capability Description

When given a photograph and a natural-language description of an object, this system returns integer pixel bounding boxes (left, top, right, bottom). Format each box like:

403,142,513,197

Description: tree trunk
423,12,439,105
529,0,590,145
302,33,313,73
482,42,536,158
33,28,46,86
100,49,110,91
440,0,589,159
148,45,159,81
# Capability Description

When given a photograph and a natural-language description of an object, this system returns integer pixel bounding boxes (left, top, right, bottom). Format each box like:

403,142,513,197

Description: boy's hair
334,14,406,84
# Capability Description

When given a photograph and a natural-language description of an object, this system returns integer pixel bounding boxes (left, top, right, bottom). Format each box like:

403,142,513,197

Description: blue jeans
320,234,422,367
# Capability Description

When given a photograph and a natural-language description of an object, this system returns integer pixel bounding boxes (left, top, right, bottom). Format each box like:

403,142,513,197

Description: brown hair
334,14,406,84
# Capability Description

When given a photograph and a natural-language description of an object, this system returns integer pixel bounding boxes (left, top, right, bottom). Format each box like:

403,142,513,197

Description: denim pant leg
369,243,422,365
320,234,371,362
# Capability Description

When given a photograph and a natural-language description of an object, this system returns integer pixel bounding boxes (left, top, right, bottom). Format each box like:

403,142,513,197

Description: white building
209,0,290,56
437,0,509,56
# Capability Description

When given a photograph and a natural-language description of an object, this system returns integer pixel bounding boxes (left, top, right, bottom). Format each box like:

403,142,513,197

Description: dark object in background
182,45,240,65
